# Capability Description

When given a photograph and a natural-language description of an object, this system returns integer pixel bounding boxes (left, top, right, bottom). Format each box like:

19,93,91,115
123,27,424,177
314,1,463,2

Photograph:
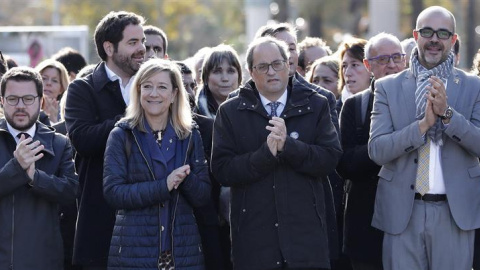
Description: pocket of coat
468,165,480,178
378,167,394,182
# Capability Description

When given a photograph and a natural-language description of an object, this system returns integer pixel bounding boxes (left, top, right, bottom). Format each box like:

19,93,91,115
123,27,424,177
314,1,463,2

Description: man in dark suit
65,11,146,270
0,67,78,269
369,6,480,270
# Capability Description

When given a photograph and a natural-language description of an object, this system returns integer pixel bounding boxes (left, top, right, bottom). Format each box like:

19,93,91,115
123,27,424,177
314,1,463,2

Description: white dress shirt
259,89,288,117
104,64,134,105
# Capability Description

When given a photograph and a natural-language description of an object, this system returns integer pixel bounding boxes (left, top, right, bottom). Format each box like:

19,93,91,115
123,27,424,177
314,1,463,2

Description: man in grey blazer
368,6,480,270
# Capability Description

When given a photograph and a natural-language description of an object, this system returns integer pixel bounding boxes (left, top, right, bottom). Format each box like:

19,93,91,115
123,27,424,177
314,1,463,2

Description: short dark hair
52,47,87,75
1,67,43,98
201,44,242,86
175,61,192,75
0,51,7,77
255,22,297,41
94,11,145,61
144,25,168,55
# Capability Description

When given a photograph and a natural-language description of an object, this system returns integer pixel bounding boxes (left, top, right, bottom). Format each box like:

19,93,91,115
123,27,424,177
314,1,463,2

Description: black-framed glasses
253,60,287,74
368,53,406,65
416,27,454,40
3,95,39,106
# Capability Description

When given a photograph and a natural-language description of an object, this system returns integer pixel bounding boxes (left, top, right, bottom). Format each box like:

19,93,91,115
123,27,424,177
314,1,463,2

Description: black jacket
211,77,342,270
0,119,78,270
337,83,383,264
65,62,126,266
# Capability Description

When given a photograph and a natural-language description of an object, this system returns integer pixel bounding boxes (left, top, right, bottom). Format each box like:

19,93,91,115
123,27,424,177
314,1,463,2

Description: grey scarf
410,47,454,145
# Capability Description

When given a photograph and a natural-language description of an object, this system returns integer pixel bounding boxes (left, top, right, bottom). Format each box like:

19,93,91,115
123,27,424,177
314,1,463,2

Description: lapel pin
454,78,459,84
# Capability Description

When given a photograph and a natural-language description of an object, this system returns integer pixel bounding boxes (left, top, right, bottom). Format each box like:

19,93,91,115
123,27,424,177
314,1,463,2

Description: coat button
277,261,281,265
410,185,414,190
161,226,165,231
414,158,418,164
298,109,302,113
275,223,279,227
242,209,246,212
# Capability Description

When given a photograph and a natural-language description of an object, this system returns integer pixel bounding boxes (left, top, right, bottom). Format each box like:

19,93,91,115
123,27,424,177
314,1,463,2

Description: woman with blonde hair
35,59,70,123
103,59,210,269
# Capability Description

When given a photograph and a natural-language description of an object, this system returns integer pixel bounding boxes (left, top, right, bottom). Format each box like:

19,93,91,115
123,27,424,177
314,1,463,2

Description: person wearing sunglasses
369,6,480,270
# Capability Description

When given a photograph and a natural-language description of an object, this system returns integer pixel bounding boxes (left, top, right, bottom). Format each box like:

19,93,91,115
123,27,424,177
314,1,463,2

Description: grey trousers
382,200,474,270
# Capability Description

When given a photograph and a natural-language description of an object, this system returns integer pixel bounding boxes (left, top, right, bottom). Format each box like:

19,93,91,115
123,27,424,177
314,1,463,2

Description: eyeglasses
3,95,39,106
253,60,287,74
416,27,454,40
368,53,406,65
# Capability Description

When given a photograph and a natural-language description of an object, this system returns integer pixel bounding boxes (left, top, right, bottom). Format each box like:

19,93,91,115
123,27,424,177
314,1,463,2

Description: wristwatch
439,106,453,120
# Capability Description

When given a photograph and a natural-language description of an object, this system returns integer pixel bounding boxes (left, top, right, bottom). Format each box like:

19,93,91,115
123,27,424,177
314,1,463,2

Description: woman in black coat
103,59,211,269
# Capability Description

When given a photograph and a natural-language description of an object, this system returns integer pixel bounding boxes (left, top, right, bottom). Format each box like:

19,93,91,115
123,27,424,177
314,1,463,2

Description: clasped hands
419,76,449,134
167,165,190,191
13,134,44,180
266,116,287,156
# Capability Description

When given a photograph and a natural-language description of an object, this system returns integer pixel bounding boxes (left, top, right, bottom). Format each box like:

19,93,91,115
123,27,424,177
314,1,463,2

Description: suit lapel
446,69,460,110
401,71,417,122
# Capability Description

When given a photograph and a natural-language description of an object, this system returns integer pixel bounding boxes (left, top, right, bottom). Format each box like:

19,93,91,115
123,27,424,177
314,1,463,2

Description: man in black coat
0,67,78,270
65,11,146,270
337,33,406,270
211,37,342,270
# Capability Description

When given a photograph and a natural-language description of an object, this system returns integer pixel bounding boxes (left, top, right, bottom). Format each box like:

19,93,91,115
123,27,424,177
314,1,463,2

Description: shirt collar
7,122,36,142
104,64,133,86
259,88,288,107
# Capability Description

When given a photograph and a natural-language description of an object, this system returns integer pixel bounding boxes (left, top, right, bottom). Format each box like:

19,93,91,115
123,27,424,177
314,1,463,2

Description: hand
13,134,44,170
167,165,190,191
425,76,448,115
27,163,35,180
266,133,278,156
418,99,437,134
266,116,287,152
43,97,60,123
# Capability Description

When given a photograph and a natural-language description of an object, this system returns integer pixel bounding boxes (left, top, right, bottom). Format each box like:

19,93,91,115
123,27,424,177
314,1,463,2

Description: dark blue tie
269,102,280,117
17,132,30,139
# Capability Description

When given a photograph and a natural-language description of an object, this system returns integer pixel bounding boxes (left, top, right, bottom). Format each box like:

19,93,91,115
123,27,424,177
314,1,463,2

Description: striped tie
269,101,280,117
415,137,430,195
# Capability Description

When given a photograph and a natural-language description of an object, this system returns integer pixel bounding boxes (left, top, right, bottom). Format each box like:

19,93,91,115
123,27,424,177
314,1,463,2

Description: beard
5,108,40,131
112,50,144,77
419,41,450,68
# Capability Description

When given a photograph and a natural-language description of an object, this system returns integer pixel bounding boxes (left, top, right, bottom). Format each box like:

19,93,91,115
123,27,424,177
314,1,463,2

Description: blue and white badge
289,131,299,139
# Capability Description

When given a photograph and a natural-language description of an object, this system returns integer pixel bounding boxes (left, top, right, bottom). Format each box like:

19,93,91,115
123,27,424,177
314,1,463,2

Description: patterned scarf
410,47,454,145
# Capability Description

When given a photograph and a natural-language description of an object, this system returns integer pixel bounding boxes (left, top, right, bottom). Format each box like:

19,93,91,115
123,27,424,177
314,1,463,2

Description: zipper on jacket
131,132,163,269
170,193,180,267
157,205,162,270
10,195,15,270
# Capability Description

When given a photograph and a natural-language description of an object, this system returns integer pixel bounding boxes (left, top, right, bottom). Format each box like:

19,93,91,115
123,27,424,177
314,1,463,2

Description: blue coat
103,120,210,270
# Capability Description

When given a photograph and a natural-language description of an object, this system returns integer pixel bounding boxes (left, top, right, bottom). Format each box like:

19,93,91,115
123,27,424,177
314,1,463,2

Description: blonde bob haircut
35,59,70,99
123,58,192,139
